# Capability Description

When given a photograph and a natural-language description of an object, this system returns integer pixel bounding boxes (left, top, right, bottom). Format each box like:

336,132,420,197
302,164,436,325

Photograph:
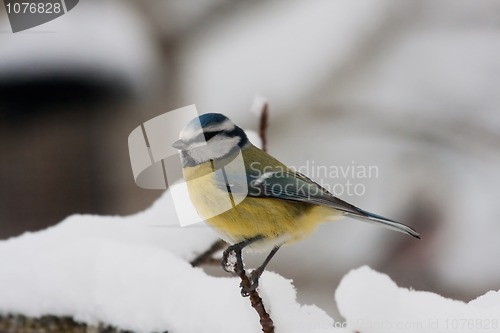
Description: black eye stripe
203,131,221,141
189,130,223,144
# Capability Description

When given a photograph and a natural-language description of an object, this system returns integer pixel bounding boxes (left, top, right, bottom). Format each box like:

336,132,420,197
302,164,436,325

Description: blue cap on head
198,113,229,128
182,113,230,134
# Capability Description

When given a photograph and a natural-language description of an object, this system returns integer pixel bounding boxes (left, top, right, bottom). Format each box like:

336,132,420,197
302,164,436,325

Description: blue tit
172,113,419,292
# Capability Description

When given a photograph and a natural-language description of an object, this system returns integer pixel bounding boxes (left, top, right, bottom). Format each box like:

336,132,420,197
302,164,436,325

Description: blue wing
214,166,420,239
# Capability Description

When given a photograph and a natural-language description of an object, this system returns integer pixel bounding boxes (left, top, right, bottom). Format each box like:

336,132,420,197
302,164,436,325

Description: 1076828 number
443,318,498,330
5,2,62,14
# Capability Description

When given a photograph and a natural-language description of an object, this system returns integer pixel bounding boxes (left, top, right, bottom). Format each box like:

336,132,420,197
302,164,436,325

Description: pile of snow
0,192,498,332
0,192,338,333
337,267,500,333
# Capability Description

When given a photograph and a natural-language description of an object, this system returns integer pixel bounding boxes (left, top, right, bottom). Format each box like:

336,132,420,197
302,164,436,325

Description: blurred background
1,0,500,318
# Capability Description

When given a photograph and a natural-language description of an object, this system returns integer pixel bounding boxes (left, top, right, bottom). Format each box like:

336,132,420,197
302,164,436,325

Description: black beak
172,139,188,150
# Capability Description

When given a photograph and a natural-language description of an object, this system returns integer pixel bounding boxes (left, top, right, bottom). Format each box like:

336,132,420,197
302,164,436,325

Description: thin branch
235,250,275,333
190,239,226,267
259,102,269,153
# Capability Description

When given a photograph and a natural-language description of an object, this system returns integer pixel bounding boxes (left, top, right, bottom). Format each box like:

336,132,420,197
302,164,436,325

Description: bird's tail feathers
343,208,420,239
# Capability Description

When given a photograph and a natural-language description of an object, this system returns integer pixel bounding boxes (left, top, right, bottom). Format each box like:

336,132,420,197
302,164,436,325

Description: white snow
0,191,341,333
336,266,500,333
1,192,499,332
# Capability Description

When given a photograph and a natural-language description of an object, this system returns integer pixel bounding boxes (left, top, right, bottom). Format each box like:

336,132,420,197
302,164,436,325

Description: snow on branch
0,202,499,333
0,192,337,333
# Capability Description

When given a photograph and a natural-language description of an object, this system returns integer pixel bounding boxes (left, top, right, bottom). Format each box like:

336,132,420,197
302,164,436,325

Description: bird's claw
239,270,260,297
240,281,258,297
249,269,261,284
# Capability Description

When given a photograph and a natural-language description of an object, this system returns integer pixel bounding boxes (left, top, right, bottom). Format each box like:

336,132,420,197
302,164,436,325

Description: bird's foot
239,269,261,297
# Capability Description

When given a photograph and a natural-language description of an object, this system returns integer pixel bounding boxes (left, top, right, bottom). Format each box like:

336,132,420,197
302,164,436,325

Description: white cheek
189,141,208,149
209,136,240,157
188,147,215,164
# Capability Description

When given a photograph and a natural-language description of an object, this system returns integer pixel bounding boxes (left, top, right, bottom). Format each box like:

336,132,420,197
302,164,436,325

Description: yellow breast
182,161,340,246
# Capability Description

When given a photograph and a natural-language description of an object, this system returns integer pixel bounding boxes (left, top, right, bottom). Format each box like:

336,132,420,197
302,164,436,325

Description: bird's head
172,113,249,166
